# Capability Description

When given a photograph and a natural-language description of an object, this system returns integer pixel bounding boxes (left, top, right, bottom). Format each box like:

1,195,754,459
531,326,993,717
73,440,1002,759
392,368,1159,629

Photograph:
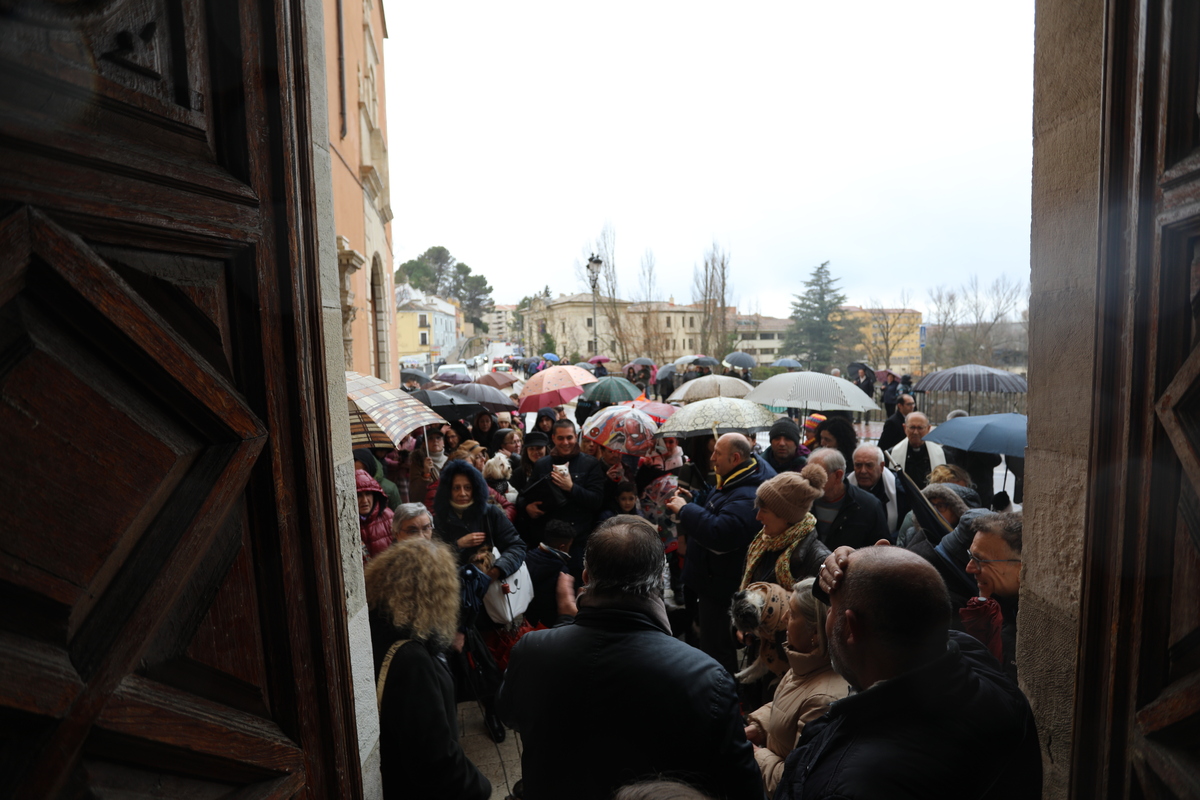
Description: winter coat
764,448,808,475
890,439,948,480
849,467,910,535
424,476,516,523
356,469,393,562
354,448,402,511
881,379,901,407
518,451,607,540
776,631,1041,800
745,645,850,795
877,410,907,453
523,543,571,628
743,527,831,587
814,480,890,551
497,594,766,800
370,613,491,800
678,456,776,600
432,460,526,580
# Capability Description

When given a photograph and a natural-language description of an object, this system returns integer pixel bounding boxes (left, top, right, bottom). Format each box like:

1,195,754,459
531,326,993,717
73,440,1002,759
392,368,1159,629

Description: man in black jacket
764,418,808,474
808,448,890,547
517,419,606,576
778,546,1041,799
498,516,765,800
876,393,915,453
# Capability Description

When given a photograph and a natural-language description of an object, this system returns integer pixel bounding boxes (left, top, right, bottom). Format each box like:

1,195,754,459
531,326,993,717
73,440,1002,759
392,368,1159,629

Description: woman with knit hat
741,464,832,591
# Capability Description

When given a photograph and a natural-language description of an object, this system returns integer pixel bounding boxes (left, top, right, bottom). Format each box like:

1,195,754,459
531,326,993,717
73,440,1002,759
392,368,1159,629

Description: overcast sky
382,1,1034,319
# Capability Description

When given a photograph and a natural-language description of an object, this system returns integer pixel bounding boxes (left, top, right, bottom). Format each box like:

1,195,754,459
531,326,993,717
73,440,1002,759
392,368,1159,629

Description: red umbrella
620,399,677,424
517,365,597,412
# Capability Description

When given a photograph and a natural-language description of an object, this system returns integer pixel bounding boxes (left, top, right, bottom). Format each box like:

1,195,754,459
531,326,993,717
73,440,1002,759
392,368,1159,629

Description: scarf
715,457,756,490
740,514,817,591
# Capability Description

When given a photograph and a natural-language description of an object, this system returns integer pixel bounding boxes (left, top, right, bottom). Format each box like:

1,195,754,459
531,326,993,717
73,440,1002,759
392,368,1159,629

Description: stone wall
303,0,382,795
1024,0,1104,795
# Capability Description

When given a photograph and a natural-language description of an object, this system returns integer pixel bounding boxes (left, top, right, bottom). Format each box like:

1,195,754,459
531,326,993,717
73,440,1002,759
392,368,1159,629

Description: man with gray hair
498,516,765,800
807,448,889,549
888,411,946,489
847,444,909,536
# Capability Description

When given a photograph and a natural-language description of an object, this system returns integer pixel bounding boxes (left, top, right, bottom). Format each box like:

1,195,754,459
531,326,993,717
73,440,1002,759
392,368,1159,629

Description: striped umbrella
656,397,779,439
743,371,878,412
346,371,445,448
667,374,753,404
913,364,1028,393
517,365,598,412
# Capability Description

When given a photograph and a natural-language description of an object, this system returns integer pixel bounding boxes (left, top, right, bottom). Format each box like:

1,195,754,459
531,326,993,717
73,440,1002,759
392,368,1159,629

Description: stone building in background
327,0,394,381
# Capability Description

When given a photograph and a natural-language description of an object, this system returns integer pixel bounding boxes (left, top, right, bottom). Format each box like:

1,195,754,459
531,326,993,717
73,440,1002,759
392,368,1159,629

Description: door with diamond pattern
0,0,360,797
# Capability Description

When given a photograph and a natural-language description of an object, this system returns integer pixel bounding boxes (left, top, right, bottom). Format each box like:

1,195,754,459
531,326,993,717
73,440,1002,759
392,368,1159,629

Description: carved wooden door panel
1075,1,1200,797
0,1,361,797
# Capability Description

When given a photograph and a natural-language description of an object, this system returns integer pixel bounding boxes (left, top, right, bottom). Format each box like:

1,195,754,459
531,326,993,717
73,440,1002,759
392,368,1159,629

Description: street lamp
587,254,602,358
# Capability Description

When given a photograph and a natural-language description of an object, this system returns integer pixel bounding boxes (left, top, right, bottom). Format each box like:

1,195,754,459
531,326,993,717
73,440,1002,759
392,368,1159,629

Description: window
419,331,429,346
418,313,428,327
689,316,695,328
759,332,775,340
588,339,596,351
666,316,671,328
561,321,566,333
587,317,593,328
688,338,694,349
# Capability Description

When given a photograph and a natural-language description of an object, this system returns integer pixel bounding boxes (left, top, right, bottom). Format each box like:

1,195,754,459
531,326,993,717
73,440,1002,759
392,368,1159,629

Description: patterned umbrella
583,376,642,404
477,371,520,390
409,389,485,421
619,399,677,424
446,382,517,412
346,371,445,447
913,364,1028,393
581,406,659,456
517,365,598,412
723,351,756,369
667,374,753,404
656,397,780,439
348,401,393,448
744,371,879,412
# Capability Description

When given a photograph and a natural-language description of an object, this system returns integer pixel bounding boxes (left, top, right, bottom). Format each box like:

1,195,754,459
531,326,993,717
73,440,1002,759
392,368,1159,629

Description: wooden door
1074,0,1200,797
0,0,362,797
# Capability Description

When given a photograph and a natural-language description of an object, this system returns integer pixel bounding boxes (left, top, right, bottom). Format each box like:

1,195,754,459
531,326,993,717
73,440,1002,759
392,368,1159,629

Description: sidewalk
459,701,523,799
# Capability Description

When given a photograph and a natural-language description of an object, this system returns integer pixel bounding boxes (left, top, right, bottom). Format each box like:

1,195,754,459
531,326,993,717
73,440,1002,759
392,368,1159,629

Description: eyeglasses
966,550,1021,566
399,523,434,535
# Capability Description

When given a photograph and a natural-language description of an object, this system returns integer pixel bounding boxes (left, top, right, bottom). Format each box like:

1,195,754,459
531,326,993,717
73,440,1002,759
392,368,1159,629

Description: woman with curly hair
741,464,832,590
365,538,491,800
813,416,858,468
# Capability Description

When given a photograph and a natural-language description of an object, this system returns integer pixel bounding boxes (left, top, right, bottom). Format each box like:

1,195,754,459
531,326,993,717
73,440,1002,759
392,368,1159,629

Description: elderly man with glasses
964,512,1024,682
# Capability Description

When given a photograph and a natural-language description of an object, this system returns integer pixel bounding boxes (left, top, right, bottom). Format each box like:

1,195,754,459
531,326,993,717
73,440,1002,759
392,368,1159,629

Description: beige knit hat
755,463,828,524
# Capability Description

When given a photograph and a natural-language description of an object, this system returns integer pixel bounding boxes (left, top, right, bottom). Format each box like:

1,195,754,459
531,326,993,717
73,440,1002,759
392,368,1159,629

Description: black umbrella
723,352,756,369
847,361,876,378
400,368,431,385
691,356,720,368
409,389,485,421
446,383,518,412
433,371,473,385
913,364,1028,394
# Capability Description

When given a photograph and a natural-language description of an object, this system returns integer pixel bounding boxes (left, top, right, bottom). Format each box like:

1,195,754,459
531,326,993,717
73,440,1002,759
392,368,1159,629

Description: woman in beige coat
743,577,851,794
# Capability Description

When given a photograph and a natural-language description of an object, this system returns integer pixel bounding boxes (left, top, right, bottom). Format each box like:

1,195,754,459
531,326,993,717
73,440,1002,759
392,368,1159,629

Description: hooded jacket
678,455,776,599
354,448,402,511
775,631,1042,800
356,469,394,562
431,460,526,580
534,407,558,434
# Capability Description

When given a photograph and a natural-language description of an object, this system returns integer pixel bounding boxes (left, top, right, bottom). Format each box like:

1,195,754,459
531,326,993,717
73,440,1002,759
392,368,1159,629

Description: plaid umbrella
517,365,597,412
583,376,642,404
346,371,445,448
666,374,753,404
477,371,520,390
348,401,393,448
446,382,518,412
656,397,779,439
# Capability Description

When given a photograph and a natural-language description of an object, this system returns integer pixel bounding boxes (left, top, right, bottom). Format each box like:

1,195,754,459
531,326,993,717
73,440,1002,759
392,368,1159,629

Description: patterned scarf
740,514,817,591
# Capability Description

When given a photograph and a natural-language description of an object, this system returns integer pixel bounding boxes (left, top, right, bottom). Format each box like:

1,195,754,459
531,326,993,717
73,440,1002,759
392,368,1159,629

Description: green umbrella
582,376,642,404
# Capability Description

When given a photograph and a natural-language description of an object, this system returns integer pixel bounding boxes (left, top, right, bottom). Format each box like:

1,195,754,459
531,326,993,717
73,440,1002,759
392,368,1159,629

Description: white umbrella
667,374,753,404
656,397,780,438
744,371,879,412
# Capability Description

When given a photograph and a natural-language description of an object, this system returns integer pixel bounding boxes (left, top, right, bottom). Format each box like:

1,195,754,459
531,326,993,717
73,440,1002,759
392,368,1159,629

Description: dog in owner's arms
729,581,791,683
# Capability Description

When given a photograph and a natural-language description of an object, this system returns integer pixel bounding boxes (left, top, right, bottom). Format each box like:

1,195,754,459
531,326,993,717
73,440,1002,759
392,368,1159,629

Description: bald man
777,547,1042,799
888,412,946,489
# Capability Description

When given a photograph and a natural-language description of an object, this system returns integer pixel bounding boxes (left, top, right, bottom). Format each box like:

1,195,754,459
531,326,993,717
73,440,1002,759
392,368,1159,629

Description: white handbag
483,547,533,625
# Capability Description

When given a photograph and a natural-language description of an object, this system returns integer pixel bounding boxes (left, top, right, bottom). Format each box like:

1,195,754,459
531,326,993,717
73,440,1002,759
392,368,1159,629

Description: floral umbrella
517,364,597,412
346,371,446,447
580,406,659,456
656,397,779,439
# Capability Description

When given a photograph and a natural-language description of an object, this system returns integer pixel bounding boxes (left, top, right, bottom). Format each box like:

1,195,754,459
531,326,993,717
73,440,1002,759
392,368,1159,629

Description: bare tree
956,275,1025,365
578,223,633,363
692,242,736,357
858,291,922,370
926,285,961,368
632,249,668,364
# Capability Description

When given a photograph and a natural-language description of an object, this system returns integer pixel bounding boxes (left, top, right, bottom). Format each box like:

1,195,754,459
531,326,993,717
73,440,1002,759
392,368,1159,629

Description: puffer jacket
357,469,394,563
745,645,849,795
678,456,776,599
432,460,526,580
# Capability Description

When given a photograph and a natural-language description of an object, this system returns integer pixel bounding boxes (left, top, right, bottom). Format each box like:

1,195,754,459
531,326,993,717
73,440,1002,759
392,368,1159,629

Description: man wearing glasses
966,513,1024,681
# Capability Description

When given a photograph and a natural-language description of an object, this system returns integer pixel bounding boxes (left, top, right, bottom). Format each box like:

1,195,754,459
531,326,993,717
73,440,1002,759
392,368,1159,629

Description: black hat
768,418,801,445
525,431,550,448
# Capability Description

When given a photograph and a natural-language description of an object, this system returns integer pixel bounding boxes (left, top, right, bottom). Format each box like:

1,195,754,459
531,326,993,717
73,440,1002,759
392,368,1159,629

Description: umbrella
408,389,485,421
620,399,677,424
847,361,876,378
348,401,394,448
875,368,900,382
723,351,756,369
629,357,657,367
346,371,446,447
771,358,803,369
542,352,560,362
573,361,597,372
913,364,1028,394
922,413,1027,458
744,371,879,412
588,355,613,364
581,406,659,456
674,353,708,366
476,371,520,390
656,397,780,439
433,371,473,385
583,376,642,404
400,368,431,385
667,374,753,404
656,364,677,381
691,356,721,368
517,365,598,412
446,382,518,412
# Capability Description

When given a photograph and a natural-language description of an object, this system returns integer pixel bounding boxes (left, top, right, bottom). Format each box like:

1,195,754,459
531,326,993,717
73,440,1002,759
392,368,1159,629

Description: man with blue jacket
666,433,775,675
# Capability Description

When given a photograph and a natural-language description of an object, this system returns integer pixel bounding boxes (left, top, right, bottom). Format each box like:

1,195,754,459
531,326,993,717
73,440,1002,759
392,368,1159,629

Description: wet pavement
458,701,522,799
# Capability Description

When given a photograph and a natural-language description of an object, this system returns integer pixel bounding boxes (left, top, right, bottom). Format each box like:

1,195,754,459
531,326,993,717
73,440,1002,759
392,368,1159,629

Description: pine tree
783,261,849,372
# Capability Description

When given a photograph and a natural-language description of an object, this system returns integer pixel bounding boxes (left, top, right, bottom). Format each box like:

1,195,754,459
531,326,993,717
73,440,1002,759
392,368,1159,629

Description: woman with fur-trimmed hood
365,538,491,800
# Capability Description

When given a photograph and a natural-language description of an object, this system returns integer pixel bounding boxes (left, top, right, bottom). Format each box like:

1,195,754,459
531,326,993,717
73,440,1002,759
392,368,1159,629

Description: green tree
783,261,849,372
395,246,494,331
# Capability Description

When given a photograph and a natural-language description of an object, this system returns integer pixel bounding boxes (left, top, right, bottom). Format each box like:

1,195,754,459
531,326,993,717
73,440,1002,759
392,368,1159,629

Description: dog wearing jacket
729,581,791,683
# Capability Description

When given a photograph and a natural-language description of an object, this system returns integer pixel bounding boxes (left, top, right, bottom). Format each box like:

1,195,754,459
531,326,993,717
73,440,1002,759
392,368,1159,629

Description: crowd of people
355,386,1039,799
